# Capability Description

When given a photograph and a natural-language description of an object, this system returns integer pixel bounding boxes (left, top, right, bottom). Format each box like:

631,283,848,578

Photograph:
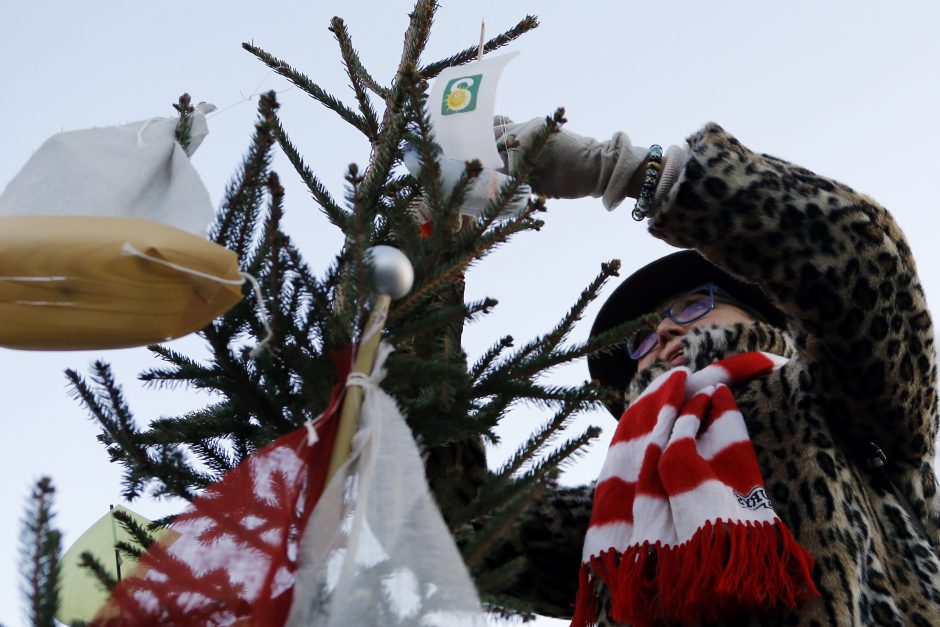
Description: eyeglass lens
627,285,715,360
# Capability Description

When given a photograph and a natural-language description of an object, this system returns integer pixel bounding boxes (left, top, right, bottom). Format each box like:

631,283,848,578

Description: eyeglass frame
626,282,757,361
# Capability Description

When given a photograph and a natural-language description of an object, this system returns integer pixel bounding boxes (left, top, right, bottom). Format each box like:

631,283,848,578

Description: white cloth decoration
286,342,486,627
405,52,530,218
0,103,216,236
427,52,518,169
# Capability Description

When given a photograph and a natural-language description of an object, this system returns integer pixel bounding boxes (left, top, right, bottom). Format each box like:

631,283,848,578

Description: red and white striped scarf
572,352,819,626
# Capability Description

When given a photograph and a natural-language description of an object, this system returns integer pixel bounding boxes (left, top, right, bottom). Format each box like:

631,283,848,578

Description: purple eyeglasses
627,283,747,360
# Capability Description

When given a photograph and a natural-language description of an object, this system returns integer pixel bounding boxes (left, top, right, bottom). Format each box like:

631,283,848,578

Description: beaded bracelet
632,144,663,221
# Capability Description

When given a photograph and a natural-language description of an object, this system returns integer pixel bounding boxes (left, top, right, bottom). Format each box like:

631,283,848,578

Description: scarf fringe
572,519,819,627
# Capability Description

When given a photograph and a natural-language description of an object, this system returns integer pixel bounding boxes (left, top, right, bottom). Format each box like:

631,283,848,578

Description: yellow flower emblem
446,87,470,111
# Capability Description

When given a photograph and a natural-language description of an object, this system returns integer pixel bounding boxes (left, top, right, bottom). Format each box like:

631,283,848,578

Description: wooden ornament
0,215,243,350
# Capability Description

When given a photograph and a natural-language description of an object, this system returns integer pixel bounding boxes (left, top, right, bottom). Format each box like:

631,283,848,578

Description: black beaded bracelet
632,144,663,221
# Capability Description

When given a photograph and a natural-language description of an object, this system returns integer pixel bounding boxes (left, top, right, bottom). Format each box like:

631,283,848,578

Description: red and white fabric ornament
573,352,819,627
86,352,350,626
87,344,485,626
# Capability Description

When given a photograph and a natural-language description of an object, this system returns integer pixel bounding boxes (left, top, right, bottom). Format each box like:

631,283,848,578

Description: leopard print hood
622,320,797,410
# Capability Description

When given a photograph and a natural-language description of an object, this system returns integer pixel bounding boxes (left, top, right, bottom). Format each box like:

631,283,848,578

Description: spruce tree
53,0,646,618
19,478,61,627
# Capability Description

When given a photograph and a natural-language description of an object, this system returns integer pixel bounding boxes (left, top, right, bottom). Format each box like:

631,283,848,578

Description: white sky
2,1,939,625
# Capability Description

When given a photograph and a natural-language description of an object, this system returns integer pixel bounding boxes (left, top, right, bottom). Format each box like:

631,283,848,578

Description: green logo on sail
442,74,482,115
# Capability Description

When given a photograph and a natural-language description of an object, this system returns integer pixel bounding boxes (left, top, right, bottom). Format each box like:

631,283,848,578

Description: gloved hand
493,116,650,210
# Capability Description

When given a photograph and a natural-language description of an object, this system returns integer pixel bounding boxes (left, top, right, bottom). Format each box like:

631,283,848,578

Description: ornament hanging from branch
0,100,249,350
404,51,531,218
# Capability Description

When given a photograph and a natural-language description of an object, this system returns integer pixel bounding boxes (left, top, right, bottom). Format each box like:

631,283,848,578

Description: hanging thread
206,65,295,120
121,242,274,357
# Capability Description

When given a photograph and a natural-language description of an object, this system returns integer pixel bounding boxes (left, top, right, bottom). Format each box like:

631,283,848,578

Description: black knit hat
588,250,787,419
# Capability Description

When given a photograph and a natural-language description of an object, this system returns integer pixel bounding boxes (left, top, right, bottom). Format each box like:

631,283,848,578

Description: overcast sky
2,2,939,625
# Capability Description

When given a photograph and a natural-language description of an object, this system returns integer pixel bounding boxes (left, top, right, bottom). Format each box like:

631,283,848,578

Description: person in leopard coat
490,119,940,625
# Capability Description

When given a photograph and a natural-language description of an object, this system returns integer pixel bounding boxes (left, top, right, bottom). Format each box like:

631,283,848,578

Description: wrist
631,145,664,220
653,145,687,205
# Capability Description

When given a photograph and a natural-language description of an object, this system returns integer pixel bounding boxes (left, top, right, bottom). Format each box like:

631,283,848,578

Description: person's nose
654,316,687,350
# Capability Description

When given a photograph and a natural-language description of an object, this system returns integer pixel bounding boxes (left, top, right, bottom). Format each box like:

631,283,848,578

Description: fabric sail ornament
0,104,244,350
86,351,350,626
403,51,530,220
57,507,178,626
572,352,819,627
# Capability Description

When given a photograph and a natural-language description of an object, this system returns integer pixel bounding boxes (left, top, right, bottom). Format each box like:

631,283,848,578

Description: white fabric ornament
286,343,486,627
0,103,216,235
0,103,256,351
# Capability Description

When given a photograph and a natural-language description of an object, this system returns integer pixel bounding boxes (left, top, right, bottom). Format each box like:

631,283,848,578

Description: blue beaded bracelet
632,144,663,221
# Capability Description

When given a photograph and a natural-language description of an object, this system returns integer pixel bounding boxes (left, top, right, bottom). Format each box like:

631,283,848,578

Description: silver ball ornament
366,245,414,300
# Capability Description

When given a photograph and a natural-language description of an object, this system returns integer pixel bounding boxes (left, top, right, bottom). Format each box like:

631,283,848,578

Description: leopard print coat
496,124,940,626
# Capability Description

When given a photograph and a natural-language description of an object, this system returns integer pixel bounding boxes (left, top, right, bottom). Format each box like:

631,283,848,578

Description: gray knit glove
493,116,650,210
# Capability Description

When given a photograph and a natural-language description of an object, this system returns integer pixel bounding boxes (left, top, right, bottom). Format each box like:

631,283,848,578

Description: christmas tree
20,1,646,622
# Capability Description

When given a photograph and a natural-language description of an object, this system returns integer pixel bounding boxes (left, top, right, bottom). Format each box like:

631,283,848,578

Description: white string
121,242,274,357
206,65,295,120
122,242,245,284
345,372,373,389
241,272,275,358
300,399,342,448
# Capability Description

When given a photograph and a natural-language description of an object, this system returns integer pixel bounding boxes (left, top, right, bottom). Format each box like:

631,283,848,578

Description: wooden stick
325,293,392,483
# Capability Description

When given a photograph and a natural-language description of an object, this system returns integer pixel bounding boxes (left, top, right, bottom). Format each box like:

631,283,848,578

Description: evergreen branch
389,195,543,323
398,0,437,80
66,364,202,501
388,297,497,343
441,159,483,219
140,346,222,391
381,189,424,255
329,17,388,97
470,335,514,382
20,477,61,627
270,112,348,230
383,354,470,386
455,424,597,536
141,403,244,448
190,438,237,478
475,313,650,396
458,168,536,245
210,92,278,255
240,172,287,354
466,394,514,438
472,384,603,421
241,42,369,135
283,246,349,348
355,0,437,208
113,509,156,553
462,479,547,569
172,93,194,153
419,15,539,79
495,402,579,480
114,540,143,560
356,75,409,215
511,260,620,366
330,17,382,140
78,551,116,592
455,108,564,248
344,163,370,333
514,426,601,484
402,105,446,222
